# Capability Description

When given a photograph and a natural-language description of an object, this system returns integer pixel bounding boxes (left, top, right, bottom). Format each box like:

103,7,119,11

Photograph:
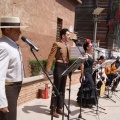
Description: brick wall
17,71,81,106
0,0,76,77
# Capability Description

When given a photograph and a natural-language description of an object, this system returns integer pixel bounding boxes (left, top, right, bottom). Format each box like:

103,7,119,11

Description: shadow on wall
56,0,76,11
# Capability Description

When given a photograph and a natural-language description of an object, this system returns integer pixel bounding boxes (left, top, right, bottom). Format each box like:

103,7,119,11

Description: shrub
29,60,41,76
41,59,47,70
29,58,77,76
69,58,77,66
29,59,55,76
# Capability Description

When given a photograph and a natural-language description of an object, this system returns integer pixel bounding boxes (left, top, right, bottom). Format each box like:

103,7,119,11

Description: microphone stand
78,77,86,120
73,42,86,120
74,43,83,57
93,67,106,115
57,46,72,120
67,72,72,120
57,47,68,120
30,48,71,120
73,41,89,66
60,57,85,120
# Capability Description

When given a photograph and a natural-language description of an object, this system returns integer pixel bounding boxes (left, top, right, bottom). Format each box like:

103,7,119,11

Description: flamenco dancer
77,39,97,107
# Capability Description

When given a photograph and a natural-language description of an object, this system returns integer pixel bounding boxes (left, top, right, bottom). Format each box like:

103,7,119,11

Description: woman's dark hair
83,39,91,52
83,43,89,52
60,28,69,39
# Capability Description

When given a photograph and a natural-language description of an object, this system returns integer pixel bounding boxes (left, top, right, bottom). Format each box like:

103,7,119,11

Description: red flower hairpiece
86,39,91,44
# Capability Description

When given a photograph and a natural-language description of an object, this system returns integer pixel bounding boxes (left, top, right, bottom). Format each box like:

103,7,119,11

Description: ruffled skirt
77,83,98,106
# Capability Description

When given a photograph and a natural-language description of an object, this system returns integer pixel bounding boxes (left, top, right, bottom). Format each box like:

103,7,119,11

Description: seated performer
105,59,120,92
95,56,109,93
77,39,97,107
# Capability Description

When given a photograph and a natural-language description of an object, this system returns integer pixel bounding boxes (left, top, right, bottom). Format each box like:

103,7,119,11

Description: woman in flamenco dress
77,39,98,107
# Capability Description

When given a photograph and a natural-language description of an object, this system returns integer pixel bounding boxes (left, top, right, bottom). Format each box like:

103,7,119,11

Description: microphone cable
73,40,89,66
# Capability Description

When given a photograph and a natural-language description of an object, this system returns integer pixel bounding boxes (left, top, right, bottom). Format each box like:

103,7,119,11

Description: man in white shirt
0,17,26,120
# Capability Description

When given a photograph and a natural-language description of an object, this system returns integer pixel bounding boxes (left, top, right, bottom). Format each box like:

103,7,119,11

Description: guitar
105,64,117,75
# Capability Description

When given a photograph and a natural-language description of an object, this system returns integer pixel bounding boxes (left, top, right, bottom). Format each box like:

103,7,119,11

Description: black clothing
107,73,120,91
77,56,97,106
115,60,120,69
50,62,68,111
84,56,93,74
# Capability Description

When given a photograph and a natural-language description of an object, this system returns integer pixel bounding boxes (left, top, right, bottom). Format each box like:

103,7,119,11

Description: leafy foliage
29,60,41,76
29,58,77,76
69,58,77,66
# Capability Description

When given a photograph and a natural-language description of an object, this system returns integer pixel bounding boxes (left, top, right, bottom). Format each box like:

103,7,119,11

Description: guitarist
105,58,120,92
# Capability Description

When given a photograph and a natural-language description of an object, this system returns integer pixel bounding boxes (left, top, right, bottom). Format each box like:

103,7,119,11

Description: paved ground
17,83,120,120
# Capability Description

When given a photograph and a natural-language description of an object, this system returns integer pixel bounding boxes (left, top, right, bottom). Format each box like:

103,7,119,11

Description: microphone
21,36,39,51
70,39,78,43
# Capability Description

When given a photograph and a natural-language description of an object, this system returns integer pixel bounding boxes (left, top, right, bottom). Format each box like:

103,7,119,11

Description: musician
95,56,109,94
105,59,120,92
45,28,71,118
77,39,97,107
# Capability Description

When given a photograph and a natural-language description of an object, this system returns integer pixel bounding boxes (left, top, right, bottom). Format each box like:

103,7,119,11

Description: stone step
70,46,84,58
76,21,107,26
97,5,109,8
97,27,108,31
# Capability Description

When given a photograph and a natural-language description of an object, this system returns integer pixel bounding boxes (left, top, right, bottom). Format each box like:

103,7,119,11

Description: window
56,18,63,41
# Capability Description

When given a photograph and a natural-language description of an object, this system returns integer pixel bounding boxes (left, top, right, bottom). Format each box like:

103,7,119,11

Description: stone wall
0,0,76,77
17,71,81,105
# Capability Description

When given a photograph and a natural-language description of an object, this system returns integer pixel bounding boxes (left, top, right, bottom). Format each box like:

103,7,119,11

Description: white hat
0,16,28,28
